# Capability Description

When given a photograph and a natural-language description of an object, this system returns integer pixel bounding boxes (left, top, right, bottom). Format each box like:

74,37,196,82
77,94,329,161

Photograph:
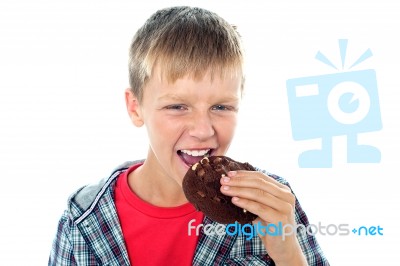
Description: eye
165,104,187,111
211,105,234,111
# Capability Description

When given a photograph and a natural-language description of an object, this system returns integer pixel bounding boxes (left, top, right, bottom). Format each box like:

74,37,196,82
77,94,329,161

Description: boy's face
126,67,242,186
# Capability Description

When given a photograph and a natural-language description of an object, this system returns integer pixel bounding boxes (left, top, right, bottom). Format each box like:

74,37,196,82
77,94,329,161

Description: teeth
180,149,210,157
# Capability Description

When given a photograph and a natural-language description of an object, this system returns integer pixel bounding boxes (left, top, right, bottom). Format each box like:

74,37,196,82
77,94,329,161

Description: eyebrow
158,93,240,103
157,94,186,102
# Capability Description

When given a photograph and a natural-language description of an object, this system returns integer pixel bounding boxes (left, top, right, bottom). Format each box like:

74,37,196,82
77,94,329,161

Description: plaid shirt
49,161,330,265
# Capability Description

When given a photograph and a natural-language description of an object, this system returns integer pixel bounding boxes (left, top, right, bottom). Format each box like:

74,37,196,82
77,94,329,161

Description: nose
188,111,215,141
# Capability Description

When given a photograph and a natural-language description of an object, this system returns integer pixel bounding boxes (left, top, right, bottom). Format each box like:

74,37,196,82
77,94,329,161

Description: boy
49,6,329,265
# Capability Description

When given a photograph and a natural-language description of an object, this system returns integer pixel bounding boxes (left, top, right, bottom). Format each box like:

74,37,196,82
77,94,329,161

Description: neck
127,162,188,207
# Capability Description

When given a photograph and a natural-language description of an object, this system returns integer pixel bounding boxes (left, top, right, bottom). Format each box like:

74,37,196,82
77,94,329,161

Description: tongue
180,153,204,166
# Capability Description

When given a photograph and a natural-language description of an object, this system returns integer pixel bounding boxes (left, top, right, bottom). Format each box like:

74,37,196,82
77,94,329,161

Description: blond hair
128,6,244,102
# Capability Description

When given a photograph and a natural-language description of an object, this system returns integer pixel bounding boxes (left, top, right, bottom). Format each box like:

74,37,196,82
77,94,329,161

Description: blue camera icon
286,69,382,168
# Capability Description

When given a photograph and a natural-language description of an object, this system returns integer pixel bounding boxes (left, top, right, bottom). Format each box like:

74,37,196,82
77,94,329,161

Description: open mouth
178,149,212,167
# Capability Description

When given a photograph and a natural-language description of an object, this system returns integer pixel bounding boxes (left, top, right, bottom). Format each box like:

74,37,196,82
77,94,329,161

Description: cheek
215,117,237,143
148,116,183,142
144,116,164,144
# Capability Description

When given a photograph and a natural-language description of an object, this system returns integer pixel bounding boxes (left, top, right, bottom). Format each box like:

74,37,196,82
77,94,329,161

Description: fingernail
222,186,230,190
222,176,230,183
228,171,237,177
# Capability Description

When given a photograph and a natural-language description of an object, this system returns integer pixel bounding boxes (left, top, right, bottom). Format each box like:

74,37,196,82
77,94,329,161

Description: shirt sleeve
48,210,77,266
293,196,330,266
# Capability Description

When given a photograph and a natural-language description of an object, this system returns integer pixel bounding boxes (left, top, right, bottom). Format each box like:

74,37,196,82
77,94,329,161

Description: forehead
145,66,242,101
151,62,243,88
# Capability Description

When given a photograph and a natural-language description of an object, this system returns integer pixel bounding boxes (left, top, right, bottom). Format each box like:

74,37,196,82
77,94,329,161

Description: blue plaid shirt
49,161,330,265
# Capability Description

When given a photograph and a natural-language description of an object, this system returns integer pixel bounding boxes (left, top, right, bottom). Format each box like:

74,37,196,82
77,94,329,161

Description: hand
220,170,308,265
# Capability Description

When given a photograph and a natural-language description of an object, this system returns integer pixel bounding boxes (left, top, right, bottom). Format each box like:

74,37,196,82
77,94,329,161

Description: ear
125,89,144,127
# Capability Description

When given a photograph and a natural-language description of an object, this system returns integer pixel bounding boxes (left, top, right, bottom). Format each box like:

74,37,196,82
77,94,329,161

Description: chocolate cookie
182,156,258,224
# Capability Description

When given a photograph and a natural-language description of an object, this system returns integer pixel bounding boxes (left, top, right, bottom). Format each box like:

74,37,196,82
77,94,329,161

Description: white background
1,0,399,265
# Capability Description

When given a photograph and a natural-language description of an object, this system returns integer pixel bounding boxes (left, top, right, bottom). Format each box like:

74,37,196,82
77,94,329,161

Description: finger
220,184,293,212
228,170,291,191
221,173,295,205
230,196,292,224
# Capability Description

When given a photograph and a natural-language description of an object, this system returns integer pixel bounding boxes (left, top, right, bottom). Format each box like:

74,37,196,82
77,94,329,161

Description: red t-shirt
115,163,204,265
